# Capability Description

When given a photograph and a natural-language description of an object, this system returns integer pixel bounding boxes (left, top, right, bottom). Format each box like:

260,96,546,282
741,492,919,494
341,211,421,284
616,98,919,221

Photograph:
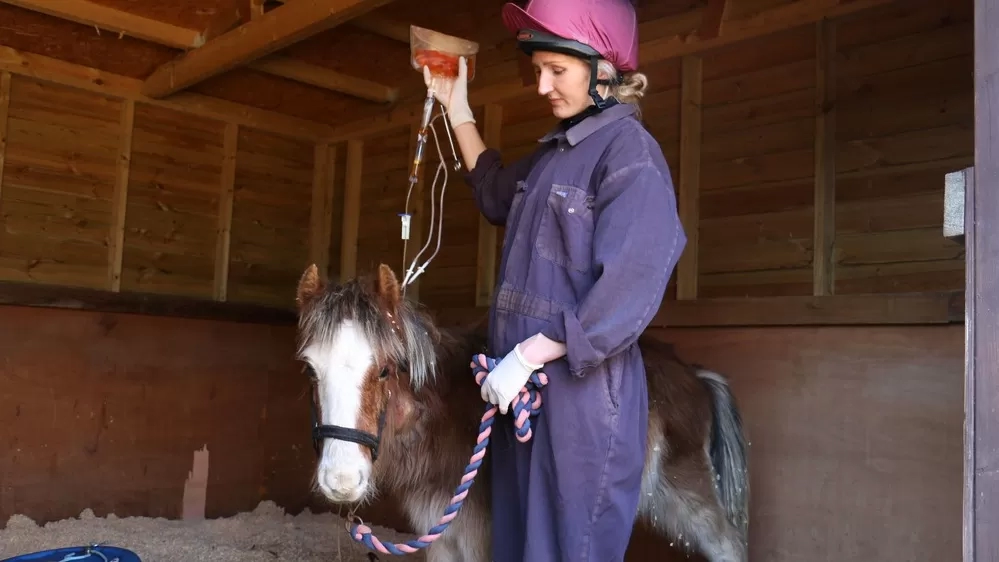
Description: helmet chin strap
561,56,620,128
588,56,617,109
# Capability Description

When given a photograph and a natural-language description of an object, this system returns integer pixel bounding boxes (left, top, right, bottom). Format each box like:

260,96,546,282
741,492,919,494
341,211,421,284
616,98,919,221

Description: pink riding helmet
501,0,640,72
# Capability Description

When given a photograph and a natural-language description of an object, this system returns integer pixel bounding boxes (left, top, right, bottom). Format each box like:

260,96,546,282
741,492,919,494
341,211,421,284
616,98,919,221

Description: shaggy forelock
296,278,438,389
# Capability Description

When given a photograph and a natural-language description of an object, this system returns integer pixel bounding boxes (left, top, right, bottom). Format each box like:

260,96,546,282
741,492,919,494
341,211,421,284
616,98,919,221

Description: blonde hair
596,59,648,119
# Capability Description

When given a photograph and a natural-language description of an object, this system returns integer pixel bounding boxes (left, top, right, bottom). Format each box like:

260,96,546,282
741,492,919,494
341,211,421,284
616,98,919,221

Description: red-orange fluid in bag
414,48,476,81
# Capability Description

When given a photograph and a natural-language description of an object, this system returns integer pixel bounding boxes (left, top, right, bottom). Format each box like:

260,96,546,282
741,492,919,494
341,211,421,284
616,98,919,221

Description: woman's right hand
423,56,475,129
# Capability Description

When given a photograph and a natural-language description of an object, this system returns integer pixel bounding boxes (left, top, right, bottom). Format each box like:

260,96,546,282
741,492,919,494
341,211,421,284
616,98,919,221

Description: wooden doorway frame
964,0,997,560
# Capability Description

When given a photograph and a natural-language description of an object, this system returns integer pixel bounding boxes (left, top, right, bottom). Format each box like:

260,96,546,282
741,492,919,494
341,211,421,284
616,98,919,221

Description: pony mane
296,274,442,390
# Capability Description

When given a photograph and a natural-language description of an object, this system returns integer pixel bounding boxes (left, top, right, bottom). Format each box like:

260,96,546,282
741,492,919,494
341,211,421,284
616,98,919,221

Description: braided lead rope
348,353,549,555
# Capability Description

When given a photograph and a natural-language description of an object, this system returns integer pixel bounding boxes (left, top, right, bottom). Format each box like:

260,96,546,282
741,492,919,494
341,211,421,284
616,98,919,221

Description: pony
294,262,750,562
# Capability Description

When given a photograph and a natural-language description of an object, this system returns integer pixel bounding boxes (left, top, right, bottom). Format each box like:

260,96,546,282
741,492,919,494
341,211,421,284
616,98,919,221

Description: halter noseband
309,309,403,463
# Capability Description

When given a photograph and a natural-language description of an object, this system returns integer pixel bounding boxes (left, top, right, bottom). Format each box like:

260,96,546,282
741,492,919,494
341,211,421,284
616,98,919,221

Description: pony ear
374,263,402,313
296,264,324,310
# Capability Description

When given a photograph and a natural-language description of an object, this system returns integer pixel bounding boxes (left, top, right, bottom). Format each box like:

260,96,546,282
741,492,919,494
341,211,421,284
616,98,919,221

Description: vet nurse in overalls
424,0,686,559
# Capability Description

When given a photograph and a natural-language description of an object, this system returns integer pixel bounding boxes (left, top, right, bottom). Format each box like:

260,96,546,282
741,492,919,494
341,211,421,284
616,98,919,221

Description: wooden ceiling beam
350,14,410,43
0,44,334,141
269,0,410,42
249,55,398,103
0,0,204,49
322,0,899,142
3,0,399,103
201,0,244,43
141,0,395,98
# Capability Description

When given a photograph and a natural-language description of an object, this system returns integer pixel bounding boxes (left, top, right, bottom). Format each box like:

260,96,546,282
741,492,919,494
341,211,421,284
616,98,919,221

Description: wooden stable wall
638,324,964,561
342,0,972,316
0,0,973,561
0,303,964,562
0,304,313,522
0,69,335,310
0,0,972,323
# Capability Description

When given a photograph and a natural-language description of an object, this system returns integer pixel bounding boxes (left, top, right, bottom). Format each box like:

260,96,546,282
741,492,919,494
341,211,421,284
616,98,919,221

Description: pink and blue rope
348,352,549,555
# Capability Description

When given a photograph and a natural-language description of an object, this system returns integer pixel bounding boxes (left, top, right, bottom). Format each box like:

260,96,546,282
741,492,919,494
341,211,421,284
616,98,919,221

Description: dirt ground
0,501,426,561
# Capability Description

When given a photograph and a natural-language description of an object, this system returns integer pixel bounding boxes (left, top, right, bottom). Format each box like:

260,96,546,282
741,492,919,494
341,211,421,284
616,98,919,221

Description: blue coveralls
463,102,687,562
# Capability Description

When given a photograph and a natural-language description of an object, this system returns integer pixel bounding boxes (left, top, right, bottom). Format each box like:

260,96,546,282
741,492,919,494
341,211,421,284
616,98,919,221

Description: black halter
308,310,402,463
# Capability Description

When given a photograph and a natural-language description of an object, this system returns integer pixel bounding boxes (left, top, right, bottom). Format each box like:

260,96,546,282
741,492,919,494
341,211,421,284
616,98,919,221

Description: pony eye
379,366,390,380
304,365,318,381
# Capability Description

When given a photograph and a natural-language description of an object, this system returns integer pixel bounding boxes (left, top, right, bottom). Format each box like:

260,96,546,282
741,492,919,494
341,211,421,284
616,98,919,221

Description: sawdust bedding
0,501,426,562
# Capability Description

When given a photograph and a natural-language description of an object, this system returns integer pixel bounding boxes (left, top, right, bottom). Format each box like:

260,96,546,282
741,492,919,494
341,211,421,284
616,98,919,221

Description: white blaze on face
303,320,375,503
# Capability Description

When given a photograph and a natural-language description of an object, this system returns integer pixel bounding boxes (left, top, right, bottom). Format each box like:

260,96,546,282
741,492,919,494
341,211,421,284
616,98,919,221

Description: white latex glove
481,344,543,415
423,56,475,129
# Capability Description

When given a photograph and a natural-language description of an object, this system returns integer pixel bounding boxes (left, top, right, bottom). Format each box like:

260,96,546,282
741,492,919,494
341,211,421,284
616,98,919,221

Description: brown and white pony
294,263,750,562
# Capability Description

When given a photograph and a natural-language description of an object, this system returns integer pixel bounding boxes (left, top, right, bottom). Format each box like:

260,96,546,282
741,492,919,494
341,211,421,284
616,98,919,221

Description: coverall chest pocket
535,184,595,273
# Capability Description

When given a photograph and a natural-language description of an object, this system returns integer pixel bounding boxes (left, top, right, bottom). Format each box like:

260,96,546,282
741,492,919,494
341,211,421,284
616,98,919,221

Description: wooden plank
968,0,999,559
249,0,266,21
309,143,336,279
813,19,836,295
431,291,964,328
202,0,243,43
475,104,502,307
248,55,398,103
322,0,897,142
339,139,363,282
0,45,333,141
213,123,238,301
0,71,10,205
698,0,729,39
0,0,205,49
964,165,978,562
141,0,395,98
0,279,296,324
350,13,410,43
676,55,701,300
107,100,134,292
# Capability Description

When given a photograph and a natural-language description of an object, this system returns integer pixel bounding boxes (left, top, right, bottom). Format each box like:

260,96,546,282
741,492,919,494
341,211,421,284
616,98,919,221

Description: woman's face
532,51,607,119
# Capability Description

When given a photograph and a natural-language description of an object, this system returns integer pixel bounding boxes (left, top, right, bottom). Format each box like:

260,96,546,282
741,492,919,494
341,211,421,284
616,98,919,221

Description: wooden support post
965,1,999,560
676,55,701,300
107,100,134,291
214,123,238,301
0,71,11,211
309,143,336,279
402,123,426,302
339,139,363,282
813,18,836,296
476,104,502,307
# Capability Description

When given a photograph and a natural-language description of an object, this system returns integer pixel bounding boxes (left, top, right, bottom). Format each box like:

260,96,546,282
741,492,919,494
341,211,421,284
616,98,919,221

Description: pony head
294,263,435,504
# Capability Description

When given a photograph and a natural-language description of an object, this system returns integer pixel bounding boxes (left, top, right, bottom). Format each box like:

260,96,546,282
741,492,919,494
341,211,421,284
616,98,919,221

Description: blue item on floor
0,545,140,562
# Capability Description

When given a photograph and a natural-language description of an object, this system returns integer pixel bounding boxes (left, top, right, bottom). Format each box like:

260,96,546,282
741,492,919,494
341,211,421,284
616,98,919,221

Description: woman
423,0,686,560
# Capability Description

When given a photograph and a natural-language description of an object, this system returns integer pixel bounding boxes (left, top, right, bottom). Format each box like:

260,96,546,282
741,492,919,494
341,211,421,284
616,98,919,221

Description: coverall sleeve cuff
542,310,602,377
462,148,503,188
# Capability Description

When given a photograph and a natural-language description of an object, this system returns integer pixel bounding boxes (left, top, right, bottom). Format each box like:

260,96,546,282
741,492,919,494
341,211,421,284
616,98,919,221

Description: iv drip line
399,84,462,294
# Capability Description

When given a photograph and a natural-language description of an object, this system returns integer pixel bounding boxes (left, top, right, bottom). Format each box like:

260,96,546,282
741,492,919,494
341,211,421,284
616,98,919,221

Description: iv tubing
400,96,456,292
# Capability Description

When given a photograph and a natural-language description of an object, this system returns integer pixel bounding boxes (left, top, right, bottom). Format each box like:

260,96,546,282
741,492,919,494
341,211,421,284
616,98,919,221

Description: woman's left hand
481,334,567,414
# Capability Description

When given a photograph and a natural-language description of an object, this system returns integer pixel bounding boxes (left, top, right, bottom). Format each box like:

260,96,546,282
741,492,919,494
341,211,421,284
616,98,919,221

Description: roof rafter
141,0,396,98
0,0,399,103
0,0,204,49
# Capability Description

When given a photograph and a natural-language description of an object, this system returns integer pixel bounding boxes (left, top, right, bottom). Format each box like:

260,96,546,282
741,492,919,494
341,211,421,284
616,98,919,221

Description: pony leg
652,451,747,562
